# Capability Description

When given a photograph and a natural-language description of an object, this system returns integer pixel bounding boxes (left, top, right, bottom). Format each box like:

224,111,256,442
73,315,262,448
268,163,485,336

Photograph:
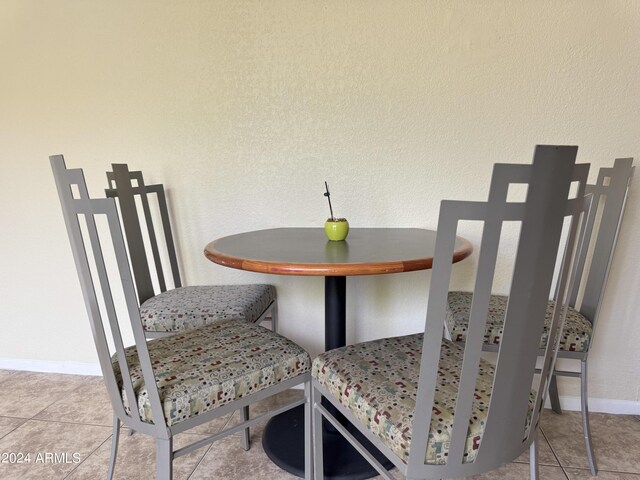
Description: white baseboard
0,358,102,376
549,395,640,415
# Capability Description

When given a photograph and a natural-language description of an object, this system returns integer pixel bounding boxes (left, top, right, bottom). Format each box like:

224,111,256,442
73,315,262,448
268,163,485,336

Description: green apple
324,218,349,241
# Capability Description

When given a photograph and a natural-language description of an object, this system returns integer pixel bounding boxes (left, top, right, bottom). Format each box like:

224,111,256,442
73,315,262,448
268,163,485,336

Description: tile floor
0,370,638,479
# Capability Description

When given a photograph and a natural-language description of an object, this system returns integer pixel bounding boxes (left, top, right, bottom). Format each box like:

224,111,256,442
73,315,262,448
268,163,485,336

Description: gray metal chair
311,146,588,479
52,155,312,480
105,163,278,339
446,157,634,475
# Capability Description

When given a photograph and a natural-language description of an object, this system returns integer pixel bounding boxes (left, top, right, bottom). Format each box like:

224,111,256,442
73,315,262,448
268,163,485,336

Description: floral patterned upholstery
312,334,535,465
113,319,309,426
139,284,276,333
446,291,593,352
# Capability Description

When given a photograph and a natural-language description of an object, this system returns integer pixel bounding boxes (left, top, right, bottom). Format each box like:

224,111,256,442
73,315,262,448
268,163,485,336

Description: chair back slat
570,158,634,327
128,171,168,293
407,146,587,478
105,165,156,303
106,164,183,304
479,155,586,457
567,194,596,307
443,159,585,465
146,183,183,289
446,163,528,463
527,192,591,430
52,155,168,436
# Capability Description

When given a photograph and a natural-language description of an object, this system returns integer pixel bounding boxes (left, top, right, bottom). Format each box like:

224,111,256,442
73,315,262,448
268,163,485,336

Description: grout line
187,411,238,479
540,426,572,479
597,469,640,476
540,426,565,469
564,466,640,476
23,417,113,429
27,379,91,421
0,418,27,442
539,425,570,479
539,427,640,477
539,426,640,476
0,415,31,420
63,434,113,479
186,442,215,479
222,411,239,431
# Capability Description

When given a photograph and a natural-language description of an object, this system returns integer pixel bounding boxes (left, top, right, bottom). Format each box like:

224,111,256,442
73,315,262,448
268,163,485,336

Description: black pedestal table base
262,405,394,480
262,276,393,479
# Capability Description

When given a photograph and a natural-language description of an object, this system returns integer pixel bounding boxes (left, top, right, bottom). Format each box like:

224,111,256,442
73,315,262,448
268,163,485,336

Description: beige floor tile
67,430,209,480
69,388,305,479
252,389,305,415
565,468,640,479
33,375,233,434
219,388,306,457
190,426,298,480
0,372,89,419
33,376,113,427
226,389,305,430
182,411,235,436
0,419,112,479
512,428,559,466
464,462,567,479
542,410,640,473
222,390,565,478
4,373,640,480
0,417,27,440
0,369,17,384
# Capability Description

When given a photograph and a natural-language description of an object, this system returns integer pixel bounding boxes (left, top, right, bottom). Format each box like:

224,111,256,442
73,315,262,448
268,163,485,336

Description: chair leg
106,415,120,480
156,437,173,480
548,372,562,414
240,406,251,451
271,302,278,332
529,434,539,480
581,359,598,476
311,384,324,480
442,322,452,341
304,381,313,480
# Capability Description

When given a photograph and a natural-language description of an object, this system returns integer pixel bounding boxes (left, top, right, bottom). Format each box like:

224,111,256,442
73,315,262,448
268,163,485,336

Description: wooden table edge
204,237,473,277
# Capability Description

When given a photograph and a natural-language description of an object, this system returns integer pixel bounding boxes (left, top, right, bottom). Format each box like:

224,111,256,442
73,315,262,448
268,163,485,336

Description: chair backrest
52,155,169,437
407,146,589,478
568,158,634,331
105,164,182,305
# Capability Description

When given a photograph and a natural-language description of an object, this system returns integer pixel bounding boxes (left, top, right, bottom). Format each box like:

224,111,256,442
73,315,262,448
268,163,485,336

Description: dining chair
445,157,634,475
51,155,312,480
311,145,588,479
104,163,278,338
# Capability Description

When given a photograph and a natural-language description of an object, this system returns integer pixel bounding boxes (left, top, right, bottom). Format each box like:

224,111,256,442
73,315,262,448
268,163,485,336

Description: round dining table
204,227,472,480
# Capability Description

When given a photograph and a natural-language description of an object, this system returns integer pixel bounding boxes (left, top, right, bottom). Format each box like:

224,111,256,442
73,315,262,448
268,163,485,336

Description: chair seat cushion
446,291,593,352
312,335,534,465
139,284,276,333
114,319,309,426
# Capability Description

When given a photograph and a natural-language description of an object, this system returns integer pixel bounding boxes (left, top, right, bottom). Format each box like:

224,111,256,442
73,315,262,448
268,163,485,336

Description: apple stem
324,181,335,221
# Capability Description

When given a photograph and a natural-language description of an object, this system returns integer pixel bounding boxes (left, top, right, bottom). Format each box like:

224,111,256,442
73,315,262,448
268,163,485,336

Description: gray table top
204,227,472,276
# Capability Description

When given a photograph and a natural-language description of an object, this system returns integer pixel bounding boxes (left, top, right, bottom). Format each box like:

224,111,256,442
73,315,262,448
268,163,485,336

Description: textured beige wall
1,1,639,407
